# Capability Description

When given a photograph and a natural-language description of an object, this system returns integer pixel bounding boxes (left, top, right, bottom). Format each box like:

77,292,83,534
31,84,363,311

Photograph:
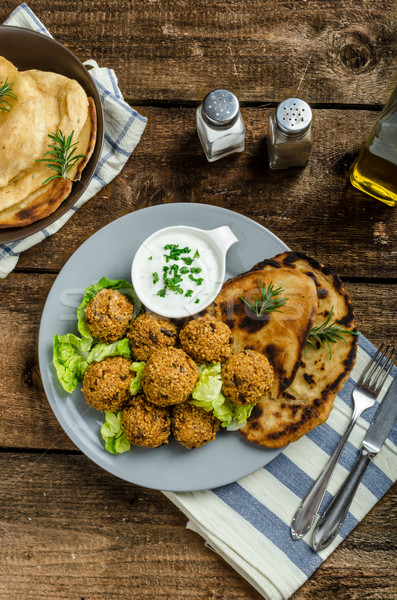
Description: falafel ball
82,356,133,412
142,347,199,406
127,312,178,361
85,288,134,343
122,394,171,448
172,401,220,449
179,315,233,363
221,349,274,406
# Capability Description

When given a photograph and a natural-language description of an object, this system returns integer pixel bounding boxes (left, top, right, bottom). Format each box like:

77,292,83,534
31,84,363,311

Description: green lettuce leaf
191,363,255,428
53,333,89,393
77,276,141,345
226,404,255,430
130,361,146,395
86,338,131,365
53,335,132,394
100,411,131,454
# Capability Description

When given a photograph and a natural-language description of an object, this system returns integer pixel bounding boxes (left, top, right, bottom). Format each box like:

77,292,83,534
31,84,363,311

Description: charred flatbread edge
240,251,358,448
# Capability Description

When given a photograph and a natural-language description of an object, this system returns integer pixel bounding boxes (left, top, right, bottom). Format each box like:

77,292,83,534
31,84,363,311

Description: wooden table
1,1,396,598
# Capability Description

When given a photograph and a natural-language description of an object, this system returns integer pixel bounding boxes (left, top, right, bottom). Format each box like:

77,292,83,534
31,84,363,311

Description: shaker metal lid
275,98,312,136
202,89,240,127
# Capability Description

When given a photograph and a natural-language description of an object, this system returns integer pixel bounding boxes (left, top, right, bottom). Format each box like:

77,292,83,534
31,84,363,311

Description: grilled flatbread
240,252,357,447
211,265,318,397
0,57,97,228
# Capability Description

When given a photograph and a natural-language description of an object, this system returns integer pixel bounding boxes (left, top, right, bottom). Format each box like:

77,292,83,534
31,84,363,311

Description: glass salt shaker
267,98,313,169
196,89,245,162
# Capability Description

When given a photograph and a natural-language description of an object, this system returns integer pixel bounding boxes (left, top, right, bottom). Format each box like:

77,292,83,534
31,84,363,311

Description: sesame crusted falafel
82,356,133,412
179,315,233,364
221,349,274,406
172,401,220,449
85,288,134,343
142,347,199,407
127,312,178,361
122,394,171,447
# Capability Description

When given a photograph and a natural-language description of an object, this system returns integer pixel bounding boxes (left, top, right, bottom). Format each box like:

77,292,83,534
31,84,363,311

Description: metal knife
312,375,397,552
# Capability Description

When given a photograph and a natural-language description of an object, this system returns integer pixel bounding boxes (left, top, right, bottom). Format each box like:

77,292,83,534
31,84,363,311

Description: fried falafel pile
81,289,274,451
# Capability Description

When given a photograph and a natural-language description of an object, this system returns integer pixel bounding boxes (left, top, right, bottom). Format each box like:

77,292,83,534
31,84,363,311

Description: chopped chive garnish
154,241,204,301
164,244,191,262
189,274,203,285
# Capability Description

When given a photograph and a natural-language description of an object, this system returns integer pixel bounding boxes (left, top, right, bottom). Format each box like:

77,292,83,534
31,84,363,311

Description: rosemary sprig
36,129,86,185
0,78,17,112
240,281,288,317
306,306,359,359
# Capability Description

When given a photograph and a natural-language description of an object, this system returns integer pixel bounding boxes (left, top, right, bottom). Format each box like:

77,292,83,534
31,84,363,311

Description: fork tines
358,343,397,394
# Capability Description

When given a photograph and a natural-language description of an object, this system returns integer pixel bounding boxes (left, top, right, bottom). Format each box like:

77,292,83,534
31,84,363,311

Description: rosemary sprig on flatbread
0,78,17,112
306,306,359,359
240,281,288,317
36,129,86,185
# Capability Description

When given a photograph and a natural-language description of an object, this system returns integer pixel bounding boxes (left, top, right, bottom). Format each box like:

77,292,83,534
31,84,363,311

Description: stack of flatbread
211,251,358,447
0,56,96,228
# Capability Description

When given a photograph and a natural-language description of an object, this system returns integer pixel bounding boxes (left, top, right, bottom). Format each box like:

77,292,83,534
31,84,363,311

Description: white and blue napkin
0,3,146,277
165,336,397,600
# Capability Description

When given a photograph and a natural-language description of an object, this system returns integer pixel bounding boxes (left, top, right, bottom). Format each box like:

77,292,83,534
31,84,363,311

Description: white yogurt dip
131,225,238,319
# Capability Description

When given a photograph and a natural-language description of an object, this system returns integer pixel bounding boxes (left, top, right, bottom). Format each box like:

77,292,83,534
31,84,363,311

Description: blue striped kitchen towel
0,3,146,277
165,336,397,600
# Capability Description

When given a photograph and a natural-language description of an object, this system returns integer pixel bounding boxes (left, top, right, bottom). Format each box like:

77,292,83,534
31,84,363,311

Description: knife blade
312,375,397,552
360,374,397,454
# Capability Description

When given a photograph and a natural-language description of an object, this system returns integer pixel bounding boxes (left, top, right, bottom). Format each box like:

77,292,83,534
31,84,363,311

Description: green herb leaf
164,244,191,262
189,274,203,285
152,272,159,284
36,129,86,185
193,249,200,259
0,78,17,112
240,281,287,317
195,299,200,304
306,306,359,359
185,290,193,297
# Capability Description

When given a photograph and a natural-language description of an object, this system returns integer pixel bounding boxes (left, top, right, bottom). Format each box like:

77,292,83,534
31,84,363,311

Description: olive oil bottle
350,86,397,207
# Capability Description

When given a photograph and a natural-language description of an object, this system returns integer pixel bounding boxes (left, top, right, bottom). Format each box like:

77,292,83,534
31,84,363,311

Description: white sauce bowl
131,225,238,319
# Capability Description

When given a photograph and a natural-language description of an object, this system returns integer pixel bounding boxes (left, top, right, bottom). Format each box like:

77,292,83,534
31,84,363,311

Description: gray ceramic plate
0,26,104,244
38,204,289,491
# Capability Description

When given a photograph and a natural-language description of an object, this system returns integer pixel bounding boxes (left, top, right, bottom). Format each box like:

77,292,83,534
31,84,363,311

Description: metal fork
290,343,397,541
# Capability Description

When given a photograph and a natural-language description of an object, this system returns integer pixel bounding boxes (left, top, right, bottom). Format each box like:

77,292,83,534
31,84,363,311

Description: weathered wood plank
0,273,395,451
15,108,397,278
0,453,395,600
1,0,396,104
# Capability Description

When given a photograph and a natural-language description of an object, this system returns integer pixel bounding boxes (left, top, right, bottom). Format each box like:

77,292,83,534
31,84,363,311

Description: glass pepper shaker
267,98,313,169
196,89,245,162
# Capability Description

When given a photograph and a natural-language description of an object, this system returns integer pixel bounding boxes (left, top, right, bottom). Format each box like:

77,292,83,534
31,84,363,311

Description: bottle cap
275,98,312,137
202,89,240,128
